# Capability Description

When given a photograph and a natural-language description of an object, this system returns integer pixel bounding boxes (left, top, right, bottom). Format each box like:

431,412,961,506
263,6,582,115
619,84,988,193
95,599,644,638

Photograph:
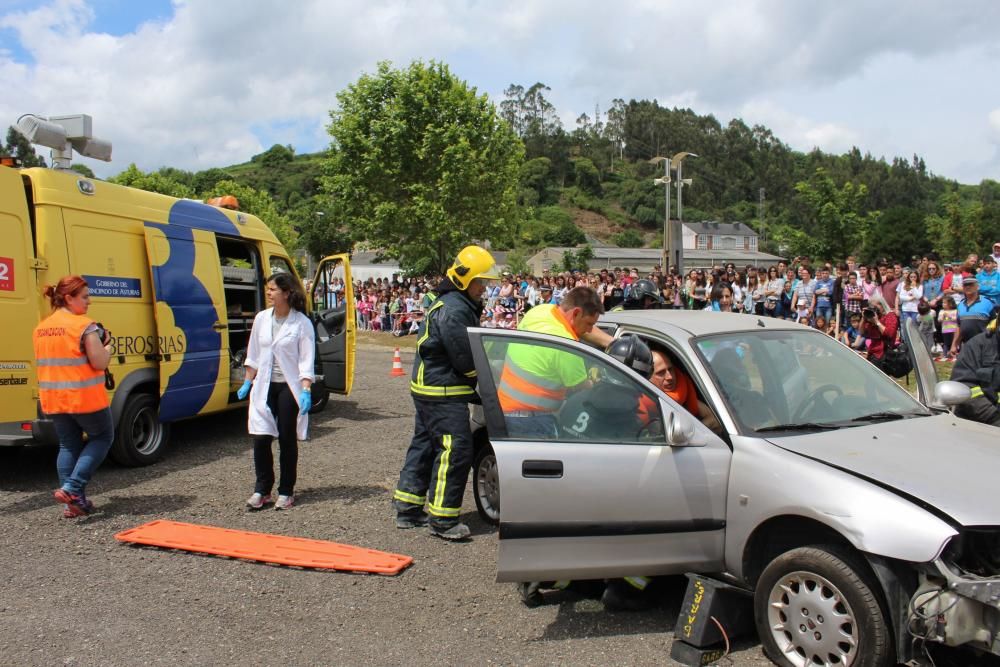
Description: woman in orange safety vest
32,275,113,518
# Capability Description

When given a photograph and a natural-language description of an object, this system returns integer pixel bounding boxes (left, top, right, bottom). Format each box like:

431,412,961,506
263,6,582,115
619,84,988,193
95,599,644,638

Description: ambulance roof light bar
14,113,112,170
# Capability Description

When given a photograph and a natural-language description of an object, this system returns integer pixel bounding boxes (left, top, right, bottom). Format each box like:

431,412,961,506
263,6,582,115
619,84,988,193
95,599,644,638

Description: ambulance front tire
110,393,170,467
308,386,329,414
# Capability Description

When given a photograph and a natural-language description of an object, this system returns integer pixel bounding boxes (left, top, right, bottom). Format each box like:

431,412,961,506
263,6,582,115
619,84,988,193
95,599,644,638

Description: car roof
600,310,809,337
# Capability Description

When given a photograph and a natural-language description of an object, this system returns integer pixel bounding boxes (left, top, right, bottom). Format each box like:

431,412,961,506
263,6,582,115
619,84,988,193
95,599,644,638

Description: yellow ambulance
0,164,354,465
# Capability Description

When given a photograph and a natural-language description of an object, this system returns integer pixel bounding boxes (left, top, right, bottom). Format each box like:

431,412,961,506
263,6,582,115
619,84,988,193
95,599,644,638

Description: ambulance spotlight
14,113,113,168
69,136,113,162
15,114,68,150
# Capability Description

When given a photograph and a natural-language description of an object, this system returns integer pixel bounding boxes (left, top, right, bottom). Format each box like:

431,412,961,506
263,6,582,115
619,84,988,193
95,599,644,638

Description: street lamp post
650,157,671,272
670,152,697,273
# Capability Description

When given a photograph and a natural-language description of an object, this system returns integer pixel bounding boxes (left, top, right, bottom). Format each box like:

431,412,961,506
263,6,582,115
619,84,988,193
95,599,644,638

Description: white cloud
740,100,859,153
990,109,1000,140
1,0,999,182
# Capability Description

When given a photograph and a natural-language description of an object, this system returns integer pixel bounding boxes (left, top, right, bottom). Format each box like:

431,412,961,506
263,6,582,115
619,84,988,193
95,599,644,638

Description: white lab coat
244,308,315,440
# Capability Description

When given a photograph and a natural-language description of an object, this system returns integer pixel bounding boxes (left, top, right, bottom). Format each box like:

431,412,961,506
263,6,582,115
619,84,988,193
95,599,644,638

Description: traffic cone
390,347,406,377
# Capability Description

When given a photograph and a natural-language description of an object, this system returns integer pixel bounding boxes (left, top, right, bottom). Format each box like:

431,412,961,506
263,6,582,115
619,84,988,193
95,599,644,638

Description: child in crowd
796,298,811,324
916,301,936,355
937,296,959,361
814,316,835,336
840,313,865,350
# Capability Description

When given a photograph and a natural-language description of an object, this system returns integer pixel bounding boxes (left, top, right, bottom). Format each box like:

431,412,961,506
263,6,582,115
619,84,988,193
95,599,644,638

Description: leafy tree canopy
2,126,46,167
323,60,524,274
108,163,195,198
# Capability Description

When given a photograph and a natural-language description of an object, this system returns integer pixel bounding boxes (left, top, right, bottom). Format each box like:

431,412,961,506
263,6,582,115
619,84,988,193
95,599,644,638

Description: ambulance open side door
142,223,231,422
0,167,39,438
310,254,355,395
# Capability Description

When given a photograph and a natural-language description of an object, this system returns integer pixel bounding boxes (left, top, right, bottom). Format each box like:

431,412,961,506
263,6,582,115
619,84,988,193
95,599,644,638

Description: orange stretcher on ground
115,520,413,575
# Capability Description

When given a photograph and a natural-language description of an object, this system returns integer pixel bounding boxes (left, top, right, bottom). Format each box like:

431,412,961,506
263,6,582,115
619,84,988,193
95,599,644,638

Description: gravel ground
0,344,770,667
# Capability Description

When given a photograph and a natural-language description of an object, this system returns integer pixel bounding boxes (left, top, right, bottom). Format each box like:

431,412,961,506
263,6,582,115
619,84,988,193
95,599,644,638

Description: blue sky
2,0,999,184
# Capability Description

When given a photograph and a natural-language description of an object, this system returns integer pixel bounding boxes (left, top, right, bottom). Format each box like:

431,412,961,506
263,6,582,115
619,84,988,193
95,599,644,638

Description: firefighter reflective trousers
393,398,474,530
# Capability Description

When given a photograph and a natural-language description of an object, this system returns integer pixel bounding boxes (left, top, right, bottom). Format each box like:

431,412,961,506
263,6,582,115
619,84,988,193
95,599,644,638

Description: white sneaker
274,495,295,510
246,492,271,510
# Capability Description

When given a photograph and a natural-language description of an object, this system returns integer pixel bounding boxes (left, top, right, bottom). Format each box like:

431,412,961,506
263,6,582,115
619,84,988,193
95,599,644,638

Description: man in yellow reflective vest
498,286,605,438
392,246,498,540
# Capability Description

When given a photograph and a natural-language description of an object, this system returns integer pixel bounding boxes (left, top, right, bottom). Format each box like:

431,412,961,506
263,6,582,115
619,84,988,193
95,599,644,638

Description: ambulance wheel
473,443,500,525
110,393,170,466
309,386,329,414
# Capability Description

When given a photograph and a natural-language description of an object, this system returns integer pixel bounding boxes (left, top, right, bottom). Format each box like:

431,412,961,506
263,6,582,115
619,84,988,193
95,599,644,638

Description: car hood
766,413,1000,527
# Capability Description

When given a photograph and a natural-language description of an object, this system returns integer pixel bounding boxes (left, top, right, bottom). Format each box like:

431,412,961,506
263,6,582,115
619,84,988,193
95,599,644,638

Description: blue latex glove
299,389,312,415
237,379,252,400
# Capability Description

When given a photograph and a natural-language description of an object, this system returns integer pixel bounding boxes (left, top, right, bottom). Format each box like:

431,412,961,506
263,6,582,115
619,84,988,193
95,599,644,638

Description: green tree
292,200,352,259
69,164,95,178
925,191,982,262
324,61,524,274
253,144,295,167
862,206,929,263
571,157,601,197
108,164,194,198
3,126,46,167
504,248,531,275
192,167,234,193
792,168,872,260
612,229,644,247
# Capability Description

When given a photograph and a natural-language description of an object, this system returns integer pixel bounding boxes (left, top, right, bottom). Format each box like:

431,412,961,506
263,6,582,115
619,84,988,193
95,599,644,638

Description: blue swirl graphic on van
144,201,236,422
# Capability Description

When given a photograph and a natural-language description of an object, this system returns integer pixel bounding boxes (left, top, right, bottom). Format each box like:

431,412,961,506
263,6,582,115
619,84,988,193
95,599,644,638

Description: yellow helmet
447,245,500,290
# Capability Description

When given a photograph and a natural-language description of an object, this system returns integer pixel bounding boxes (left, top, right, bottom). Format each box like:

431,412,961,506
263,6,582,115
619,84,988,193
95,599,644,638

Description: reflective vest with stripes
32,309,109,414
497,304,581,413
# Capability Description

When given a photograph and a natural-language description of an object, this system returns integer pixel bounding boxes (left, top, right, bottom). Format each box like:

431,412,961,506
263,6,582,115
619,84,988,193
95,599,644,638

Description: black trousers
393,398,473,529
253,382,299,496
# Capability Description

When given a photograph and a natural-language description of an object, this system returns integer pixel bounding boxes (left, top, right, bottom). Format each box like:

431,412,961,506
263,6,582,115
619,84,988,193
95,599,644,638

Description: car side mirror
934,380,971,407
665,409,697,446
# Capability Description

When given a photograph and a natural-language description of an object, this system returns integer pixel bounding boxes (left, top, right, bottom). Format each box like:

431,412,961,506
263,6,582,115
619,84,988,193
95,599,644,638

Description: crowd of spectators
321,243,1000,363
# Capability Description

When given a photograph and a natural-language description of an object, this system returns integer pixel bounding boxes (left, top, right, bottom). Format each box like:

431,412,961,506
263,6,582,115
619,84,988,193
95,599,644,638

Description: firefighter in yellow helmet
392,245,498,540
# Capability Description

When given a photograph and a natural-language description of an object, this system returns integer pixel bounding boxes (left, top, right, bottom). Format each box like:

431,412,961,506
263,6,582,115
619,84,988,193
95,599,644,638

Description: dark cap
540,284,552,291
962,276,979,286
986,255,997,264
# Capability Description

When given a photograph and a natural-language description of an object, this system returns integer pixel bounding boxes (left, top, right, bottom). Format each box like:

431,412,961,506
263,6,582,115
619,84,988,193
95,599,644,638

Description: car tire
109,392,170,467
754,545,892,667
472,443,499,526
309,385,330,414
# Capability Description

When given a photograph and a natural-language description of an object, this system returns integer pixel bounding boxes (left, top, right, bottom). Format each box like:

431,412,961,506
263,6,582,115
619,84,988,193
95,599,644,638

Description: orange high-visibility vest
497,304,585,413
32,309,109,414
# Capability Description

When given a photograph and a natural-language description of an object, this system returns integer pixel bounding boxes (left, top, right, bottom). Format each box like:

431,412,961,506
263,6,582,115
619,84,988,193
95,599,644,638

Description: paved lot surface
1,344,769,666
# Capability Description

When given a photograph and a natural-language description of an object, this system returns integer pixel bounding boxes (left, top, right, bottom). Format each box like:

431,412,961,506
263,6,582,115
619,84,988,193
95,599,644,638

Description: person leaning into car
497,286,606,438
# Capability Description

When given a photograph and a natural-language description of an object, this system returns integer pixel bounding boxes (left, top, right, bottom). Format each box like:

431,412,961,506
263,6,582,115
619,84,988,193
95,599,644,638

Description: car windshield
694,330,929,435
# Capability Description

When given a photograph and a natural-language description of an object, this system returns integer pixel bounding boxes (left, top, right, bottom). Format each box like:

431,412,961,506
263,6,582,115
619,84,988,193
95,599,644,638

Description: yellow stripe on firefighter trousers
429,434,460,517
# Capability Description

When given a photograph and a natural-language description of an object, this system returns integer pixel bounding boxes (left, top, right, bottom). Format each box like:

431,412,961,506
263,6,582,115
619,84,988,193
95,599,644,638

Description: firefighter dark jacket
950,328,1000,404
409,283,483,402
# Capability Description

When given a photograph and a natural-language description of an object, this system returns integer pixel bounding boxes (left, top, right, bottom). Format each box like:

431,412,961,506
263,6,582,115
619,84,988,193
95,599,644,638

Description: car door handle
522,460,563,478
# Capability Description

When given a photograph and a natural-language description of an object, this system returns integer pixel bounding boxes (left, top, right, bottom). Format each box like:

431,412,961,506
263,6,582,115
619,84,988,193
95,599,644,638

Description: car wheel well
742,515,855,587
472,426,490,453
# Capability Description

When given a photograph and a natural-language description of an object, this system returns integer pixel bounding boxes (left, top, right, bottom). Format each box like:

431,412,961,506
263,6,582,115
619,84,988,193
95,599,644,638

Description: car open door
467,327,731,583
142,223,231,422
901,317,939,408
310,254,355,395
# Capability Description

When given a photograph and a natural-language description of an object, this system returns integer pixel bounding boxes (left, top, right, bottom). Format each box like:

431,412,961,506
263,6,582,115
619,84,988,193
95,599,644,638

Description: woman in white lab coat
237,272,315,510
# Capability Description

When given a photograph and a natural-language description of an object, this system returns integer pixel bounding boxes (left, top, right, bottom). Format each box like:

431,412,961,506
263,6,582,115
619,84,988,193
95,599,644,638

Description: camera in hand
862,308,876,319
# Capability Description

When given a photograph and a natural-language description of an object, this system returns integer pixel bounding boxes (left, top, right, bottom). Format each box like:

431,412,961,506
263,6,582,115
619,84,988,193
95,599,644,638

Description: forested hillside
6,81,998,268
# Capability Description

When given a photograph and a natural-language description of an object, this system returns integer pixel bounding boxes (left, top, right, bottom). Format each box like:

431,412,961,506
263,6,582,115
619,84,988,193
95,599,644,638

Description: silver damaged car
467,313,999,666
